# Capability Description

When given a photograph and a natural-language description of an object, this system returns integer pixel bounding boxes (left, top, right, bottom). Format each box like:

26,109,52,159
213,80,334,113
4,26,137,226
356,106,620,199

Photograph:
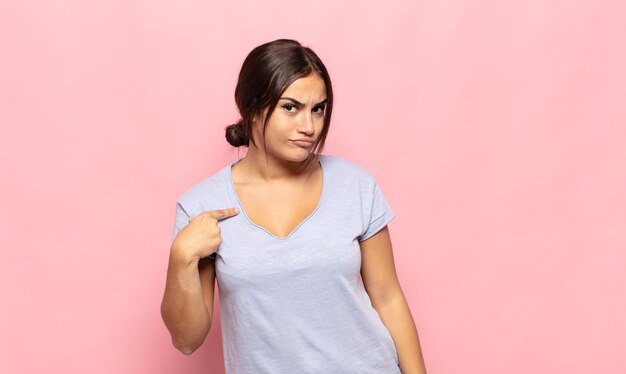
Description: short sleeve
358,179,396,242
172,201,190,241
172,201,216,261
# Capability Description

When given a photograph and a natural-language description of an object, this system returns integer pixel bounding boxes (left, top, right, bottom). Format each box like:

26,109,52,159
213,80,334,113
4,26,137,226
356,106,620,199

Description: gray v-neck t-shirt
172,154,400,373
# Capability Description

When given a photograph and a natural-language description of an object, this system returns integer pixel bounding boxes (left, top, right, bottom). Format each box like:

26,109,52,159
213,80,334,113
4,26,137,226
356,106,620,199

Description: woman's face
252,74,327,164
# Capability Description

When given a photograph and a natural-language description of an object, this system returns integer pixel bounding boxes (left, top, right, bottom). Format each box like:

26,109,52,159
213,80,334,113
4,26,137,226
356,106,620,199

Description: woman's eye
313,106,326,115
283,104,297,112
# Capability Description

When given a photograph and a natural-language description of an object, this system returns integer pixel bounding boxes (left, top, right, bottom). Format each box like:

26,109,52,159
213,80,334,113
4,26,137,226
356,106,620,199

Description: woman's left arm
360,226,427,374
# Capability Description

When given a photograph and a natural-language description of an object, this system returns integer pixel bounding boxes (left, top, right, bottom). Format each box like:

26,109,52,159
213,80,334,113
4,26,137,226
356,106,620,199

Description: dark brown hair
225,39,333,171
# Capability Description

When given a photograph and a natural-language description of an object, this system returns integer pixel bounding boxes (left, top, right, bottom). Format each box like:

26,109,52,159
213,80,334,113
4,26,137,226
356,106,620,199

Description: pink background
2,0,625,373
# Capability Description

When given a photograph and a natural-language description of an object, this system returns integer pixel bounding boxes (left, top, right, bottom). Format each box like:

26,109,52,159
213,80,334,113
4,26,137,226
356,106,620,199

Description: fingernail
234,208,239,213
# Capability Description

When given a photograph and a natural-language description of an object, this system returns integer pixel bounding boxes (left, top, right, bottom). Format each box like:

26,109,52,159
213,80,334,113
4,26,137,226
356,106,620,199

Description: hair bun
225,120,248,147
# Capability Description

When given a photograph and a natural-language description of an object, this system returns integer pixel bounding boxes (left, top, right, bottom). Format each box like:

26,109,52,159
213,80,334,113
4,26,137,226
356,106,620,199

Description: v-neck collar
226,155,326,240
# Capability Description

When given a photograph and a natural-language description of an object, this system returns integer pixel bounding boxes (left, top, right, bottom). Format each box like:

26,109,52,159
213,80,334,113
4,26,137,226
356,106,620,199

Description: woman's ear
254,107,269,127
252,108,269,133
248,110,267,150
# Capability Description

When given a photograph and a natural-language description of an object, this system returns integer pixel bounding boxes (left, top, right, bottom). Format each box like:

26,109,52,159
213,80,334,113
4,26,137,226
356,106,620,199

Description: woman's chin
280,147,312,160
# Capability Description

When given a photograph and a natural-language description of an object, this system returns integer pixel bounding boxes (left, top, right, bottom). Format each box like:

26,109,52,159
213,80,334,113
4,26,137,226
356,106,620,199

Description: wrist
169,244,200,269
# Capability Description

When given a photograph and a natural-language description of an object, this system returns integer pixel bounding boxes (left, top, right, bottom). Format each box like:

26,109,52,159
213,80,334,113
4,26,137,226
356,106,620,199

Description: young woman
161,39,427,373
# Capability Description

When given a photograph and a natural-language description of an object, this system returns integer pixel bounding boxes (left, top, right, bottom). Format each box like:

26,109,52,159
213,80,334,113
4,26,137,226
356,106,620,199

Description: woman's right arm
161,248,216,355
160,208,239,354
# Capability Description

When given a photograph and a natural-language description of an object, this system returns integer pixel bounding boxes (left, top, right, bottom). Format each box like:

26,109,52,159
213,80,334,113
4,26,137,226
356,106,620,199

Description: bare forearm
372,291,427,374
160,247,210,354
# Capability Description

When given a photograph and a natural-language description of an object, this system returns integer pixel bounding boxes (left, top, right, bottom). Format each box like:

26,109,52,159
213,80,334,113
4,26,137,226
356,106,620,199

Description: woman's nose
297,112,315,135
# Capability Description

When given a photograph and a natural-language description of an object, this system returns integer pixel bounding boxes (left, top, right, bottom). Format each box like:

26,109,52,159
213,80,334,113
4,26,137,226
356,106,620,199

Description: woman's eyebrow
279,97,328,106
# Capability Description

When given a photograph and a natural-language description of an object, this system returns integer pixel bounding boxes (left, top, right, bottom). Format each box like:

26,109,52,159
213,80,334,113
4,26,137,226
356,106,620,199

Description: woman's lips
291,139,314,148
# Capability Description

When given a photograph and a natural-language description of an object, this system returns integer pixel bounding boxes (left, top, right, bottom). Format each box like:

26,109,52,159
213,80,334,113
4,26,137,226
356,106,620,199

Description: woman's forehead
282,74,327,100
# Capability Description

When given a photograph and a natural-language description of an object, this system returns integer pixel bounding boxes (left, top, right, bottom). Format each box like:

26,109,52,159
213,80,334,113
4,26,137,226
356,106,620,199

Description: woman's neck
234,147,317,184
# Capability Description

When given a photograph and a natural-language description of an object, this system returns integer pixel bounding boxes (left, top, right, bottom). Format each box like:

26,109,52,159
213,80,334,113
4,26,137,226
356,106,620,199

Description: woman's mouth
291,139,314,148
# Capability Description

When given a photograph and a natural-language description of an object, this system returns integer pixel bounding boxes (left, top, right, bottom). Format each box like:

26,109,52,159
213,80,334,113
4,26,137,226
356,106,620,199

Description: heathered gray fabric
172,154,400,373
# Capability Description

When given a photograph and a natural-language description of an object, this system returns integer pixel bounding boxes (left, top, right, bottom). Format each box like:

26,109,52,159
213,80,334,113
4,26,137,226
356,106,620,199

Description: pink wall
2,0,625,373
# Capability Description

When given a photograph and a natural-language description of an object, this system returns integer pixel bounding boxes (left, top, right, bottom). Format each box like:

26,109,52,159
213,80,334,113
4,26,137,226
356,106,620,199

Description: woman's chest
213,199,364,291
233,174,323,240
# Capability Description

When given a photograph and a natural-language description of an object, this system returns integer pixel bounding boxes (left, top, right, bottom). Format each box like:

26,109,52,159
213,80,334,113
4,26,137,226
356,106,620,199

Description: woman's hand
162,207,239,353
171,208,240,263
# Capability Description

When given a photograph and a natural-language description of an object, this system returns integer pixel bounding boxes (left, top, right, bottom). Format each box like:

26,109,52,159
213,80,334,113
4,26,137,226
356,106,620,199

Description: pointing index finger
211,207,240,221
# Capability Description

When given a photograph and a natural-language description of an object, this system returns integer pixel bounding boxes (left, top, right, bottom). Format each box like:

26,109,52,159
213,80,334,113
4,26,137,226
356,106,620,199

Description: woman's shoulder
321,154,377,181
176,163,232,208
